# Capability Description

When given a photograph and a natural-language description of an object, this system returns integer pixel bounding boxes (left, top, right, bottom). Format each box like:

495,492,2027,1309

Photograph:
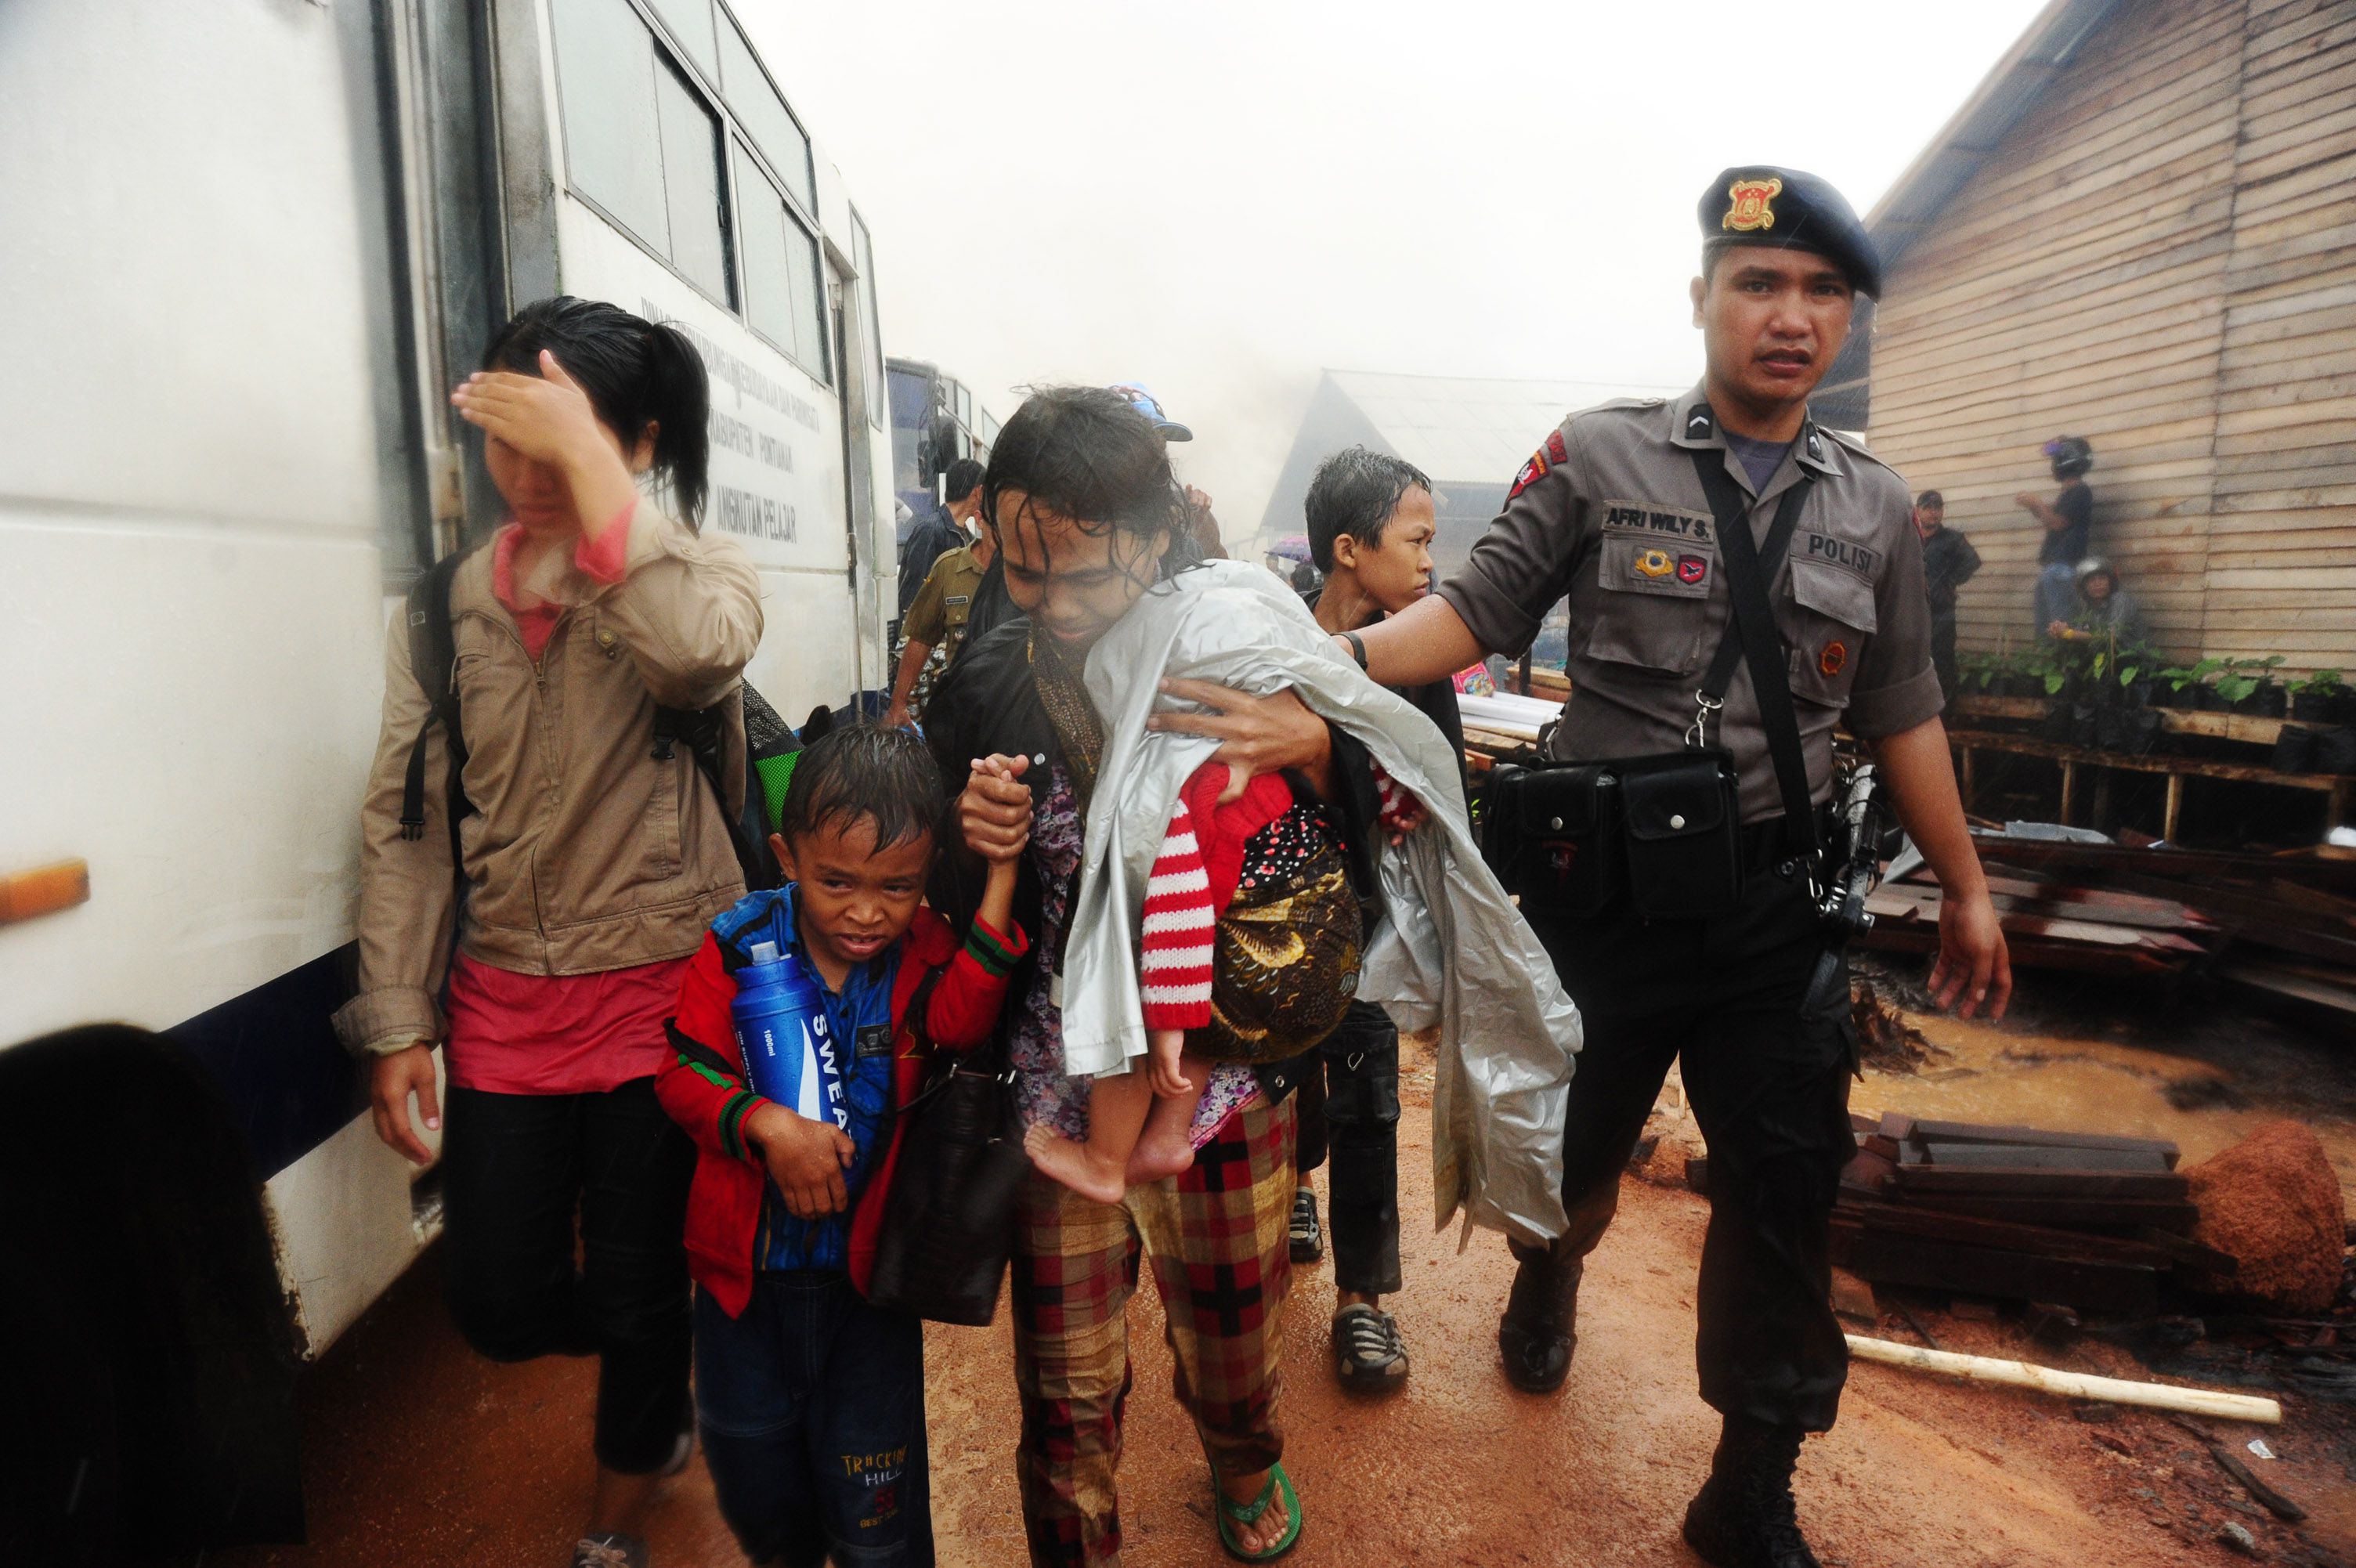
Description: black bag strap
1689,443,1819,861
652,699,775,891
399,551,473,865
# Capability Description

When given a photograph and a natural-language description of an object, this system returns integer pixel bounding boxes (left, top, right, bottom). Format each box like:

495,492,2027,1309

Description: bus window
552,0,732,307
888,365,930,499
738,144,828,378
643,0,717,80
652,60,732,305
955,381,973,429
851,211,886,430
719,15,815,214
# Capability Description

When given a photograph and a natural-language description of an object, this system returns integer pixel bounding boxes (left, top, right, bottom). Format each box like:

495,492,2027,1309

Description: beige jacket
333,506,763,1057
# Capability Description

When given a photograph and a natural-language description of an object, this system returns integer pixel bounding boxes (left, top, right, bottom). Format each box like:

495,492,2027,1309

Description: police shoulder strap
1689,447,1819,862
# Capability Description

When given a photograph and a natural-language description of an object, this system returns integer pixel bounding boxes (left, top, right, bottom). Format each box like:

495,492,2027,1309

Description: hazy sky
743,1,2054,544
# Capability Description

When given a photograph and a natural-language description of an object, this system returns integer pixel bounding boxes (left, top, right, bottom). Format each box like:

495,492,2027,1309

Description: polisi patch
1723,175,1783,232
1634,548,1675,580
1819,640,1848,677
1801,533,1881,576
1677,555,1709,586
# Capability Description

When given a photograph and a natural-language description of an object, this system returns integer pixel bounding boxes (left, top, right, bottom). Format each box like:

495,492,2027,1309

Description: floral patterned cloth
1007,765,1258,1148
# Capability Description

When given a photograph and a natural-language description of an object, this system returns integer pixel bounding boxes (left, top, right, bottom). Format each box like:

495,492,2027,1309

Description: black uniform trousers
1519,854,1856,1433
1290,999,1404,1297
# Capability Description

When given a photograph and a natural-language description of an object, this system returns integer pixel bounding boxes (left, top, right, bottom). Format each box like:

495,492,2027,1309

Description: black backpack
394,549,790,891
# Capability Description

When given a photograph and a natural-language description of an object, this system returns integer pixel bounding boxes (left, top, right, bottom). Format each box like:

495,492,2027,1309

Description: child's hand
965,754,1033,863
743,1102,856,1218
450,350,611,474
1371,761,1428,846
1147,1028,1194,1097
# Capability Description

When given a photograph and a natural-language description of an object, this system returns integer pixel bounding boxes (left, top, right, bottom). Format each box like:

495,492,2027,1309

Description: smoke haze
744,1,2052,546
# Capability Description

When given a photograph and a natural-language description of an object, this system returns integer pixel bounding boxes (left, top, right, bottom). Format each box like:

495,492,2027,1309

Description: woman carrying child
927,387,1580,1566
338,297,760,1568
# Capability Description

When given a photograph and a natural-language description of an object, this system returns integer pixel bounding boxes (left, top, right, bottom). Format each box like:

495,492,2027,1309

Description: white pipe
1846,1335,2282,1425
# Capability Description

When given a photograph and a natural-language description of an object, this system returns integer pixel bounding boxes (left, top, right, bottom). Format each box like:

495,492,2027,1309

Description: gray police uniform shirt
1436,385,1943,824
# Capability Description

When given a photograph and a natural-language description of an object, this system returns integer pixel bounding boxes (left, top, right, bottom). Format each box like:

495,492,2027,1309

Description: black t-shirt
2038,482,2093,566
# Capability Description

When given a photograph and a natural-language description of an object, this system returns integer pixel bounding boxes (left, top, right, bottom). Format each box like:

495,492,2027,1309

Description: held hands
368,1044,442,1165
743,1100,856,1219
961,753,1033,864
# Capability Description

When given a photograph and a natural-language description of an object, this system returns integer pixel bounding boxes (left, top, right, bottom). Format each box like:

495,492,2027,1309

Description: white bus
0,0,895,1553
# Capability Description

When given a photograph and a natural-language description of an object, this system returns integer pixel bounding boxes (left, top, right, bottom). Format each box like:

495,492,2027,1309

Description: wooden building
1854,0,2356,673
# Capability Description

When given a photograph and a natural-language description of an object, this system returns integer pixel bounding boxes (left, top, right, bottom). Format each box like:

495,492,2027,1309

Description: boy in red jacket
656,725,1024,1568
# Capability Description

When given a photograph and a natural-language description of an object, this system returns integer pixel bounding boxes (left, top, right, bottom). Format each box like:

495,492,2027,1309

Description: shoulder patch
1508,446,1550,500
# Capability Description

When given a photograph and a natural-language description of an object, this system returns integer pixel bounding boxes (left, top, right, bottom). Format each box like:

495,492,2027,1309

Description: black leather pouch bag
1483,762,1622,919
1617,749,1743,919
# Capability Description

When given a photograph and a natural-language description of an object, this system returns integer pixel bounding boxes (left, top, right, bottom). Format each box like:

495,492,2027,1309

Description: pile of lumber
1857,830,2356,1018
1833,1112,2235,1317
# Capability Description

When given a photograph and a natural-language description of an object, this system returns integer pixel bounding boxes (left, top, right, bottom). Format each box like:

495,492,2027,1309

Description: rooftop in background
1256,368,1683,551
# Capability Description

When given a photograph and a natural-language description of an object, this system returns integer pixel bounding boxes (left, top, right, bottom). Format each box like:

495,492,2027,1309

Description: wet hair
1915,490,1944,511
941,457,987,501
482,296,712,527
775,724,945,854
1305,446,1433,573
981,385,1195,580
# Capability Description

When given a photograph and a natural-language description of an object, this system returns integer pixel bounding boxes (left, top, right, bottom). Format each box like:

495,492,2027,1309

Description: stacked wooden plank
1833,1113,2234,1317
1856,854,2220,978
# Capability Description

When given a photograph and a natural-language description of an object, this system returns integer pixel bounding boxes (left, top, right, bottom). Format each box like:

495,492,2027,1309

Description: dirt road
215,1029,2349,1568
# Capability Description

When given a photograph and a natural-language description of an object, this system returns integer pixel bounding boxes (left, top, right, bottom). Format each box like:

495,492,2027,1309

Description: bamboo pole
1845,1335,2282,1425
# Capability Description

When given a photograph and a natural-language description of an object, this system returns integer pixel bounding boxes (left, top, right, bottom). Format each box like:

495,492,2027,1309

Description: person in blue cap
1344,166,2012,1568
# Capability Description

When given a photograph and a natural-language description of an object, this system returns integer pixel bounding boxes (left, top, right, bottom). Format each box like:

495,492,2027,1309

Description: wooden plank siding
1866,0,2356,673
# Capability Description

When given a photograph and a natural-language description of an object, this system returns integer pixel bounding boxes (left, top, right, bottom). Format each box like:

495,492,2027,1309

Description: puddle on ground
1855,1003,2356,1206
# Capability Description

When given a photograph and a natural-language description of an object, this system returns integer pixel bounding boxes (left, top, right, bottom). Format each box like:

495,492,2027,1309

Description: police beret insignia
1722,176,1783,233
1635,548,1675,579
1819,640,1848,677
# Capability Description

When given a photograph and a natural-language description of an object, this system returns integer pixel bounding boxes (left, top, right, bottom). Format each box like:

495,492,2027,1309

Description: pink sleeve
1139,792,1216,1030
573,500,638,586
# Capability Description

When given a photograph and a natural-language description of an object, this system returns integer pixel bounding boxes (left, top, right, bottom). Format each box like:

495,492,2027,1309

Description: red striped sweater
1140,765,1296,1029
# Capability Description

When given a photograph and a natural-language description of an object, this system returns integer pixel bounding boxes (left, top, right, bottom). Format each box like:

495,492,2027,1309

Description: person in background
1289,559,1321,594
898,457,982,616
884,488,998,729
655,725,1028,1568
2020,435,2094,638
341,296,761,1568
1914,490,1981,707
1292,444,1464,1393
2049,557,2148,648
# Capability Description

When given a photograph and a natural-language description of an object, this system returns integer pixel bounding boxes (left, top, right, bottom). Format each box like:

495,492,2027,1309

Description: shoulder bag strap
1689,447,1819,862
399,551,473,862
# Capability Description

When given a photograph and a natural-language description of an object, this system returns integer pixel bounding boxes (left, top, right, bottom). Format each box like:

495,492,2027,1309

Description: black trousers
1290,1000,1404,1297
442,1078,697,1473
1520,866,1856,1432
1931,612,1960,710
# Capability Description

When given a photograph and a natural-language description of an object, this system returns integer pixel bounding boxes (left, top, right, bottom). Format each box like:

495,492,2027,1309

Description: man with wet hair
1346,166,2011,1568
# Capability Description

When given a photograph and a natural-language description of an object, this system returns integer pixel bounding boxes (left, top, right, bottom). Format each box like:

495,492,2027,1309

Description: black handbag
1483,761,1621,919
865,975,1030,1327
1616,748,1743,918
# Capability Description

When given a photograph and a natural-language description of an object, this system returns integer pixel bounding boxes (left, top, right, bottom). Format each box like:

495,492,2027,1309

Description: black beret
1698,166,1883,298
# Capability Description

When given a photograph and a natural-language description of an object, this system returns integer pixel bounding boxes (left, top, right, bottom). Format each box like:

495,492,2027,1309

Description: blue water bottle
731,941,847,1129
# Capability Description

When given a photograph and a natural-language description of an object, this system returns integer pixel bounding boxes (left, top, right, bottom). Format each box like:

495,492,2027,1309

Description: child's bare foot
1126,1122,1196,1185
1024,1122,1129,1205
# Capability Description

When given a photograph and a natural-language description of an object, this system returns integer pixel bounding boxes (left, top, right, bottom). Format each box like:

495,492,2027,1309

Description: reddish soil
211,1039,2352,1568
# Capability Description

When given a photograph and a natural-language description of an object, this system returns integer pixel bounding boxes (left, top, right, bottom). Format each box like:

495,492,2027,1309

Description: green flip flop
1215,1461,1302,1563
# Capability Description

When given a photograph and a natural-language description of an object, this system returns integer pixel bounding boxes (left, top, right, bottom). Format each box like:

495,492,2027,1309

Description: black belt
1739,805,1836,874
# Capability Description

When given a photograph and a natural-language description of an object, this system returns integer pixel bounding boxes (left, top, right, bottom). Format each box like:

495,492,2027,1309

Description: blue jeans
695,1271,934,1568
2034,562,2077,637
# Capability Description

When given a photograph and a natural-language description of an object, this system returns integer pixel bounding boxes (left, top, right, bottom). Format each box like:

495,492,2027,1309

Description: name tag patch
1800,533,1881,576
945,594,970,607
855,1023,894,1060
1602,499,1715,543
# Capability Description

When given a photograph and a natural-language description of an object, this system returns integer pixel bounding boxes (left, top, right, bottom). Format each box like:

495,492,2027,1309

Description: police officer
1346,168,2012,1568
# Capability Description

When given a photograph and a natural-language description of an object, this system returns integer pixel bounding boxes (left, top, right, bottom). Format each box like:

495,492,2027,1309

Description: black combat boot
1681,1414,1822,1568
1496,1241,1581,1393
